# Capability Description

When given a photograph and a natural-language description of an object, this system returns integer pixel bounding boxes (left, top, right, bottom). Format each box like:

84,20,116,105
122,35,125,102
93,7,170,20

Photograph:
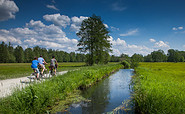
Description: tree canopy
77,14,112,65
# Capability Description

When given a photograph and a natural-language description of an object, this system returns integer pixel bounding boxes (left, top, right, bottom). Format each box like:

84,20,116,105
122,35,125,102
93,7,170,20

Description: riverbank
0,64,123,113
133,62,185,113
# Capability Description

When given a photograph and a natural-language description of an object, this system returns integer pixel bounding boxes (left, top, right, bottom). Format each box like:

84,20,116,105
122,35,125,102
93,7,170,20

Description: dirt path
0,71,68,98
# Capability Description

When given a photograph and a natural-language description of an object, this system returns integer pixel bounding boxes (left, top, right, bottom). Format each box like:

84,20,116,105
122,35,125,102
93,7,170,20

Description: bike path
0,71,68,98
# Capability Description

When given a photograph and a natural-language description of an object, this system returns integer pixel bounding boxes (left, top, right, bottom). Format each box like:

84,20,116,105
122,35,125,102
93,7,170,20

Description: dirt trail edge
0,71,68,98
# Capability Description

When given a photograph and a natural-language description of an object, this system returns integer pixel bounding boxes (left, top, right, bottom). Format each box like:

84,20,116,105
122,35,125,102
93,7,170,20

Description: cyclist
50,56,58,75
31,57,41,79
38,55,47,75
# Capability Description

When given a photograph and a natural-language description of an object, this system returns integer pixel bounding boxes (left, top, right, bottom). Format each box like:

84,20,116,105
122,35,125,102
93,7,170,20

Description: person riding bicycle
49,56,58,75
38,55,47,75
31,57,41,79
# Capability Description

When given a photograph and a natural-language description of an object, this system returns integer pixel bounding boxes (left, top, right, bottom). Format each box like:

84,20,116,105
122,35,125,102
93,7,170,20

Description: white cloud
11,27,37,35
150,38,156,42
43,14,70,27
71,16,88,24
172,27,177,30
26,20,45,28
70,16,88,32
46,5,59,11
104,24,109,28
0,18,79,52
110,37,153,56
112,2,127,11
0,0,19,21
178,27,183,30
172,26,183,31
120,29,138,37
110,26,119,31
0,30,21,44
154,41,170,48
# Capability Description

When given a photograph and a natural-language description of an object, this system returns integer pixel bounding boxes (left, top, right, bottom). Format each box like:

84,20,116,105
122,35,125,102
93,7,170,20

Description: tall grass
133,62,185,113
0,64,123,113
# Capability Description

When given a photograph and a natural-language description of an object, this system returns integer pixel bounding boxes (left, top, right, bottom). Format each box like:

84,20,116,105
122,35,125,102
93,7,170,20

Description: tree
77,14,112,65
24,48,34,63
144,54,153,62
167,49,181,62
14,45,24,63
69,52,76,62
131,53,144,62
151,50,167,62
8,42,16,63
120,54,130,61
0,42,10,63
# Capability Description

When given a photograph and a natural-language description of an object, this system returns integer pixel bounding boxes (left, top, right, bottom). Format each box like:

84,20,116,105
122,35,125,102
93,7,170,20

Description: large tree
77,14,112,65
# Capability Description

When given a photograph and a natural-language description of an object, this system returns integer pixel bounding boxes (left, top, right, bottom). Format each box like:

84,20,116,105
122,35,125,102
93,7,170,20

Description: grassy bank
0,63,123,113
0,62,86,80
133,62,185,113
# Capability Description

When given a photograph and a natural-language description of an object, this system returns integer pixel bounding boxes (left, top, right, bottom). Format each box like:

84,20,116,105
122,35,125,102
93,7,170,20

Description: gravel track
0,71,68,98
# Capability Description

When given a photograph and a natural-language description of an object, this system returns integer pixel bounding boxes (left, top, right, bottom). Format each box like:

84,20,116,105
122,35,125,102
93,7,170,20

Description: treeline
110,49,185,62
0,42,86,63
1,42,185,63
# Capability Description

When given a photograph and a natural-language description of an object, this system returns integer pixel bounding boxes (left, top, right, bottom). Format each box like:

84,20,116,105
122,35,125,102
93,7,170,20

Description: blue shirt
31,60,39,68
38,57,44,65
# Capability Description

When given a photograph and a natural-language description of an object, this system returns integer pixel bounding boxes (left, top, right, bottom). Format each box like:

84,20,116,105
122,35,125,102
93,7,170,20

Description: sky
0,0,185,56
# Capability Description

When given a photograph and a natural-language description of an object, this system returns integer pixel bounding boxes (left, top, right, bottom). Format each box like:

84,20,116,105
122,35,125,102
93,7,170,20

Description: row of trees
114,49,185,63
0,41,185,63
0,42,86,63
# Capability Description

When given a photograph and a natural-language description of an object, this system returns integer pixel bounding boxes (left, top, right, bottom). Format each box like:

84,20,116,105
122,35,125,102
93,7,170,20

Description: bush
121,60,130,69
130,59,139,69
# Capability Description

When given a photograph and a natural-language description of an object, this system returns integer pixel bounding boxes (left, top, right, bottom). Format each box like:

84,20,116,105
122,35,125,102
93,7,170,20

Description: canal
58,69,134,114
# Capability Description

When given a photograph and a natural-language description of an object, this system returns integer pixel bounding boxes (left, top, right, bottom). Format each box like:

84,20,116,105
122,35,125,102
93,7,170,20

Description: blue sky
0,0,185,56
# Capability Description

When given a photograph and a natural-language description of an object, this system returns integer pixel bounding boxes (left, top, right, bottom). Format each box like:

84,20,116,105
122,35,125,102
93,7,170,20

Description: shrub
121,60,130,69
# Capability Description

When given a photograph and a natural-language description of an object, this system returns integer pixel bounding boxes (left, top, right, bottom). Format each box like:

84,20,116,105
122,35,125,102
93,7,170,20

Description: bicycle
38,65,49,79
27,69,40,81
48,66,56,77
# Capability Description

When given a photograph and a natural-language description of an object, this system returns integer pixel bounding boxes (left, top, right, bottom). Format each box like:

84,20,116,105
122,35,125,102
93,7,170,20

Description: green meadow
133,62,185,113
0,63,123,113
0,62,86,80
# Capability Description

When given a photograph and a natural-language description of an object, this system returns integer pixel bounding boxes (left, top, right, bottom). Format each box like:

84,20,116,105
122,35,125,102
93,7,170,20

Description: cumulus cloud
154,41,169,48
43,14,70,27
120,29,138,37
0,0,19,21
0,19,79,52
150,38,156,42
46,5,59,11
26,20,45,28
70,16,88,32
109,37,153,56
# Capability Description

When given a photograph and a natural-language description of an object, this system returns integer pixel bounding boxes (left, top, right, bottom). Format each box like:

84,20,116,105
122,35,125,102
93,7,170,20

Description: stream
58,69,134,114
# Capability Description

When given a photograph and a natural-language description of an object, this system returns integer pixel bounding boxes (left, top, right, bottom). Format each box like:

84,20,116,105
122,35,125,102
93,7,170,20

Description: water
58,69,134,114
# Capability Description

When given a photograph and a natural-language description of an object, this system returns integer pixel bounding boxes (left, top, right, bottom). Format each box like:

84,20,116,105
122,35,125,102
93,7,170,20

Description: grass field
133,62,185,113
0,62,86,80
0,63,123,113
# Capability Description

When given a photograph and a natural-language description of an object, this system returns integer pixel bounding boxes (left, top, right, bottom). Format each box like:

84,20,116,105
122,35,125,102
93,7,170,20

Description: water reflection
58,69,134,114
